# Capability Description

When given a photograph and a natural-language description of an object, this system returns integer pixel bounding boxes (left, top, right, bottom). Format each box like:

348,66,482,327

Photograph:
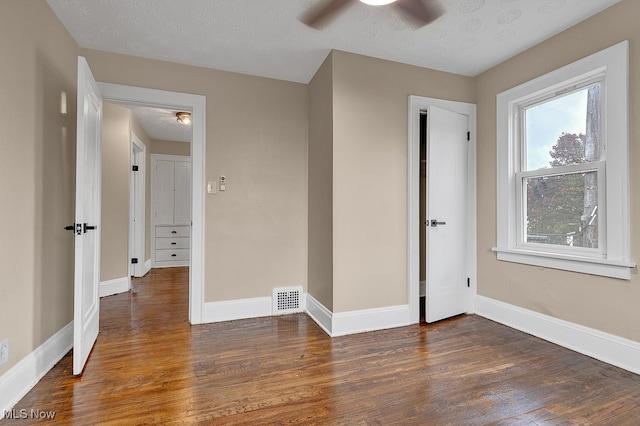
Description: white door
73,57,103,375
154,160,175,225
425,106,469,323
129,136,145,278
174,161,191,225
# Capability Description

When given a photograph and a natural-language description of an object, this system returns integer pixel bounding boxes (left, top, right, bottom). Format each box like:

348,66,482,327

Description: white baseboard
332,304,411,337
143,259,151,276
305,294,333,336
99,276,130,297
0,322,73,414
153,261,189,268
475,295,640,375
305,295,411,337
202,296,272,323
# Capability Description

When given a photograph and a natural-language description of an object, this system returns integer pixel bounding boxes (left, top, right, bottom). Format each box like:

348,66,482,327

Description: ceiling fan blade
300,0,355,29
392,0,444,28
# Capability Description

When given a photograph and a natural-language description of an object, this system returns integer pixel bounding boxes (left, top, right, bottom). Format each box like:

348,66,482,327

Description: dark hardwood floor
3,267,640,425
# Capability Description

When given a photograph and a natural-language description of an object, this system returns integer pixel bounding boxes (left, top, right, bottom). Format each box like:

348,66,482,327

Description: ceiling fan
301,0,444,30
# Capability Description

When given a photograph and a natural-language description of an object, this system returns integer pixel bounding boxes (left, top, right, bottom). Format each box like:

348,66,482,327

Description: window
494,41,634,279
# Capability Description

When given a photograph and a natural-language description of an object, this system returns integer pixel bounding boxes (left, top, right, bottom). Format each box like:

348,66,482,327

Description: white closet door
174,161,191,225
425,106,470,323
155,160,175,225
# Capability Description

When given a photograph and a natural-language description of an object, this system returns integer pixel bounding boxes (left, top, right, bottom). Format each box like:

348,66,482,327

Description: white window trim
493,40,634,280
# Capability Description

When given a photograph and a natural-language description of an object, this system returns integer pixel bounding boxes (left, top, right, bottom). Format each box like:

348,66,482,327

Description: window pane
525,171,598,248
524,84,601,171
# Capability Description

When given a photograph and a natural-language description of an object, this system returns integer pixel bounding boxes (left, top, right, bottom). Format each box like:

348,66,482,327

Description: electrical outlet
0,339,7,366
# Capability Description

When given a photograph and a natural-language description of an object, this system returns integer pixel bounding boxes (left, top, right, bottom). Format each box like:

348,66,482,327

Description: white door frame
407,95,477,323
99,82,206,325
129,132,146,278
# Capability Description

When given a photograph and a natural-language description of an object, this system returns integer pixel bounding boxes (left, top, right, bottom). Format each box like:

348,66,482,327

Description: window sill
491,247,636,280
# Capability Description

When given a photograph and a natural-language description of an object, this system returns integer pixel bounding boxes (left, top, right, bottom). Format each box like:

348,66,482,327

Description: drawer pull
171,254,177,257
171,231,177,234
171,242,177,245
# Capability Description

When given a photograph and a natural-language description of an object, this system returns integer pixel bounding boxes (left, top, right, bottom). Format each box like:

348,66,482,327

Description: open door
73,57,103,374
129,134,146,278
425,106,470,323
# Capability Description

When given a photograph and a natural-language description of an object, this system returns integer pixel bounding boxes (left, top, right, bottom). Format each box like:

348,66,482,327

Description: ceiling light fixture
359,0,396,5
176,112,192,125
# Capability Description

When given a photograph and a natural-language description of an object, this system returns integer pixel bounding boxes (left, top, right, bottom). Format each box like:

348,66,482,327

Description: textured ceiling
47,0,621,139
124,104,192,143
47,0,620,84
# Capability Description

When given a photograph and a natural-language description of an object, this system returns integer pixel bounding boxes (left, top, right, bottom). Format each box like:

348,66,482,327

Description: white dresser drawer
155,248,190,262
155,237,190,250
156,226,190,238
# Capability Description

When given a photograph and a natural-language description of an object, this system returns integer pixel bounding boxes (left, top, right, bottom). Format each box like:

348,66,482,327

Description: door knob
430,219,446,227
64,223,82,235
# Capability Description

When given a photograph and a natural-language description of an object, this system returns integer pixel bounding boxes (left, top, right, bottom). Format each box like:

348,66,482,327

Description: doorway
98,82,206,325
407,96,477,324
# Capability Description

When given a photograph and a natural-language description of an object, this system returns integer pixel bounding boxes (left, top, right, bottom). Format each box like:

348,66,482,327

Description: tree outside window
522,85,601,249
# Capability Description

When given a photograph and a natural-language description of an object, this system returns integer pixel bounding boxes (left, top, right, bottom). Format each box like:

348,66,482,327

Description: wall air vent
272,286,303,315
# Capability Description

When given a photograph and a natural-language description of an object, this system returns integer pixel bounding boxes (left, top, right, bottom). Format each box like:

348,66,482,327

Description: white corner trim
0,322,73,414
143,259,152,276
202,297,272,323
332,304,411,337
475,295,640,375
99,276,130,298
201,293,413,338
306,295,412,337
305,294,333,336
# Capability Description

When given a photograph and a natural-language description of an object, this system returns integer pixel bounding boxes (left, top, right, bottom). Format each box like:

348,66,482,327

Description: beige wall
475,0,640,342
0,0,78,375
101,103,154,280
80,49,309,302
330,51,474,312
308,53,335,310
101,103,132,281
151,139,191,156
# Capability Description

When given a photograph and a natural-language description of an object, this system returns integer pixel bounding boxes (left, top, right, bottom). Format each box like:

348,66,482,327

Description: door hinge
467,131,470,141
131,258,138,264
467,277,470,288
132,165,139,171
